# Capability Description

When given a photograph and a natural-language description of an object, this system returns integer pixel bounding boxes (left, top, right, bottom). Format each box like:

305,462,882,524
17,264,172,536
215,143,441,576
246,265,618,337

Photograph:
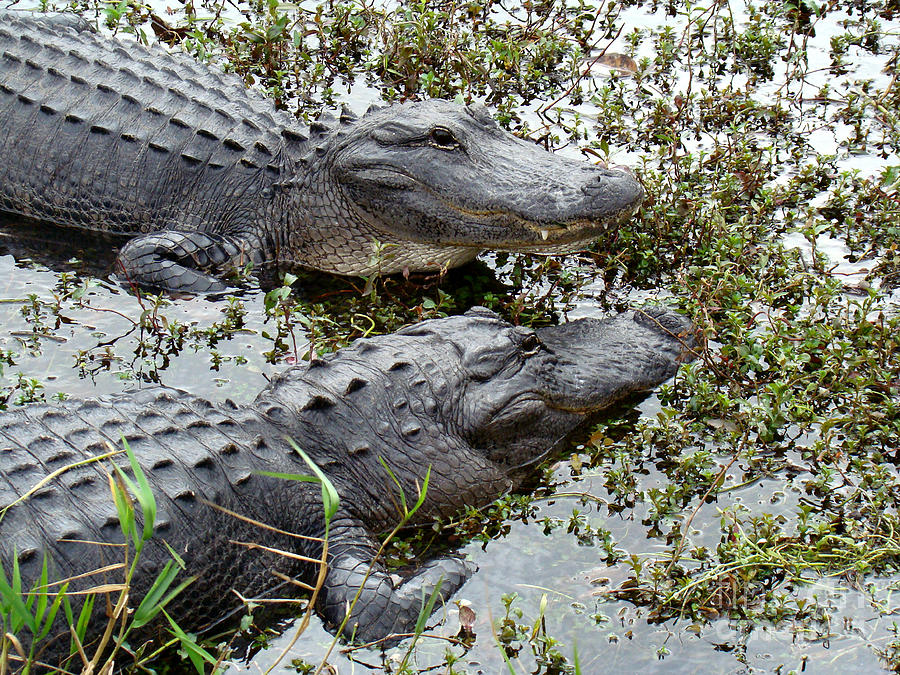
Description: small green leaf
162,609,218,673
284,439,340,534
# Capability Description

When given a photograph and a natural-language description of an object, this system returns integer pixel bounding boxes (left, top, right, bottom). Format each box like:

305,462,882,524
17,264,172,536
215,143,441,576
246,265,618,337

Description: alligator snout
580,166,645,217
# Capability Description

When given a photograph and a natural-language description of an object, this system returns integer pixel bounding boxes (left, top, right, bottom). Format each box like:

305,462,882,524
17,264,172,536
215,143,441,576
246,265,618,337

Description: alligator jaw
517,208,642,252
469,166,645,252
449,193,645,253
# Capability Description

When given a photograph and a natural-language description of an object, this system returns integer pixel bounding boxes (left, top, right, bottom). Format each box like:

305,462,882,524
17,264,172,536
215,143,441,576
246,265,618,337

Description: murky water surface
2,0,899,672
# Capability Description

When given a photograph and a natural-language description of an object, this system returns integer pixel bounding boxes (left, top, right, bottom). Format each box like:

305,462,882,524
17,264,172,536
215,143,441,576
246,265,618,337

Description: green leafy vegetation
0,440,208,673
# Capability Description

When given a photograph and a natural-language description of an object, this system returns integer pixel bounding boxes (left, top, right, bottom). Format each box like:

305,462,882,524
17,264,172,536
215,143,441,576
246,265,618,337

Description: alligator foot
115,231,259,294
320,522,473,645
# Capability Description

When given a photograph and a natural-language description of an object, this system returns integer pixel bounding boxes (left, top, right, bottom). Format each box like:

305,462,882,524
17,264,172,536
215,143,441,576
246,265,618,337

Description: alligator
0,11,644,294
0,306,694,670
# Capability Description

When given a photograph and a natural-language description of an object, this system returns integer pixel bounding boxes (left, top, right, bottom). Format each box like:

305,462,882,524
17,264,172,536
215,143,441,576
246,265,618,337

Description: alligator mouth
353,166,643,248
482,204,640,253
443,175,644,249
429,205,641,252
504,390,602,416
512,210,639,251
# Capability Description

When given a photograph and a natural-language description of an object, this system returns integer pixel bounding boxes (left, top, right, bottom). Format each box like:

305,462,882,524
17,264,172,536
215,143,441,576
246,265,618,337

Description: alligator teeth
540,229,549,241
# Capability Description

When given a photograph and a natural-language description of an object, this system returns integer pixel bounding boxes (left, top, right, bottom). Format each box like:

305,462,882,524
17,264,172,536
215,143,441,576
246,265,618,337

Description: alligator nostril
581,169,644,207
583,167,637,191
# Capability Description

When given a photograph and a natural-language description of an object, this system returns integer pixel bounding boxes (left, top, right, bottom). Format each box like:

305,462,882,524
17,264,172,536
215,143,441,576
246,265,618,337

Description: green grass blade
70,594,95,655
0,557,36,634
154,576,197,616
161,539,187,570
75,594,95,638
162,609,218,674
377,457,408,514
36,582,68,642
413,575,443,636
61,591,74,638
284,438,340,531
494,629,518,675
0,576,32,634
130,561,178,629
399,576,445,671
376,459,432,520
11,555,22,608
31,556,50,627
109,470,136,545
122,437,157,543
131,560,195,630
408,465,431,518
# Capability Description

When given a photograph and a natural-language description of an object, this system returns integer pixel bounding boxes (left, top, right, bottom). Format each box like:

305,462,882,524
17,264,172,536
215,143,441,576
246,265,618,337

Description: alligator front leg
115,231,261,293
320,521,473,644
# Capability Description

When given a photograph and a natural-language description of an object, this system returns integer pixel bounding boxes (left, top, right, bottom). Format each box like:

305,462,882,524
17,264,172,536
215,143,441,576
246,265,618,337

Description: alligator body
0,307,694,669
0,12,644,294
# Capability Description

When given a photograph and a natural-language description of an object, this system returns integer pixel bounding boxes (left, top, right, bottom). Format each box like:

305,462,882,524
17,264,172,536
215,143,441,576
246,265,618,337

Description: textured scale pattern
0,11,647,293
0,11,306,291
0,310,695,668
0,13,299,235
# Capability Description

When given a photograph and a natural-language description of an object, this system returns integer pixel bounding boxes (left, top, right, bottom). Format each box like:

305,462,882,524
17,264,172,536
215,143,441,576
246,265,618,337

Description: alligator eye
521,334,541,356
429,127,459,150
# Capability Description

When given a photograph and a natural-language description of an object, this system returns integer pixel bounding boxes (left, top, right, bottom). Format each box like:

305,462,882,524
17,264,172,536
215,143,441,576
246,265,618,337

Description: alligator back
0,385,318,658
0,11,304,237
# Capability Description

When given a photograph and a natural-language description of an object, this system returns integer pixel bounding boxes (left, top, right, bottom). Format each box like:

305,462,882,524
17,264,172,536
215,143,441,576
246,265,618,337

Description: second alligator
0,307,694,668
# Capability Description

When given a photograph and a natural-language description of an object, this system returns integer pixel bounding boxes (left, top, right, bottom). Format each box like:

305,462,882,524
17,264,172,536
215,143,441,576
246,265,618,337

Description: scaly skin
0,307,695,670
0,11,644,293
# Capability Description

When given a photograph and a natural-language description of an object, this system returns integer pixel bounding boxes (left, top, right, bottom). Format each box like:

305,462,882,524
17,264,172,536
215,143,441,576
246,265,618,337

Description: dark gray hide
0,307,694,670
0,11,644,293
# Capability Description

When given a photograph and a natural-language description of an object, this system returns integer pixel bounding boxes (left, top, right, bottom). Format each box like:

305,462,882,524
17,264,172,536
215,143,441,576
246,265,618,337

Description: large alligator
0,11,644,294
0,307,694,670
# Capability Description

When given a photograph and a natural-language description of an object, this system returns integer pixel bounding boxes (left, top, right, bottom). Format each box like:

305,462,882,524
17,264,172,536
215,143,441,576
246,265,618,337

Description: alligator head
292,100,644,275
416,307,694,473
262,305,694,509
